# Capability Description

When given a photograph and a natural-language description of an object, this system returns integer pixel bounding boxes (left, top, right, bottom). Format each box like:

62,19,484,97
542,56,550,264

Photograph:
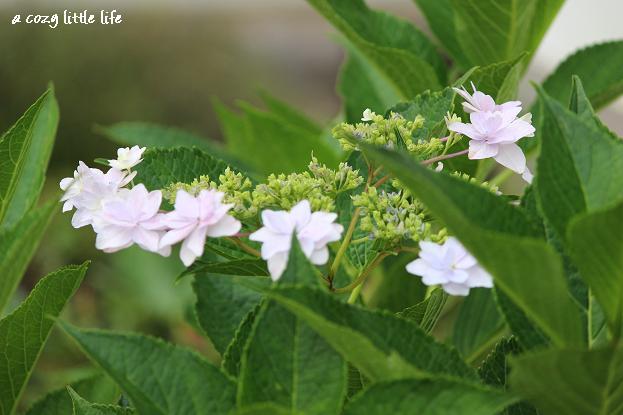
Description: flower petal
493,142,526,174
468,140,499,160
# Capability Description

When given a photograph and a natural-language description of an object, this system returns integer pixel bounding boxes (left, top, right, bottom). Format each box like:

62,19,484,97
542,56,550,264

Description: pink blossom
160,190,241,266
109,145,146,170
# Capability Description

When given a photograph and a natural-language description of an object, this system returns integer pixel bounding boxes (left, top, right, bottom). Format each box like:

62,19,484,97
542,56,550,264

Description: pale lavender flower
109,145,146,170
405,237,493,296
92,184,169,255
250,200,343,281
160,189,241,266
454,82,521,115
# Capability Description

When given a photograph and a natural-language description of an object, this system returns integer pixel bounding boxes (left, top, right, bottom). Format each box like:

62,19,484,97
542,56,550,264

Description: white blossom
405,237,493,296
108,145,146,170
159,189,241,266
250,200,343,281
92,184,169,255
361,108,376,122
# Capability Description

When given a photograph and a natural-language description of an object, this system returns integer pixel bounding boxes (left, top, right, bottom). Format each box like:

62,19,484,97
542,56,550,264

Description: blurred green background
2,0,623,409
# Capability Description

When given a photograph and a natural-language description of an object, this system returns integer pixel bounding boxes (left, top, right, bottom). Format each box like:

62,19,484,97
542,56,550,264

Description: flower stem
489,168,514,186
334,251,392,294
228,237,261,257
421,149,469,166
327,207,361,282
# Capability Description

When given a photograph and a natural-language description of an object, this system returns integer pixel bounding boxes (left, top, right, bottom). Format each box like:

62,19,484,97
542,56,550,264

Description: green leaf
478,337,538,415
221,303,261,378
183,259,268,279
240,283,477,382
0,201,56,313
278,236,321,286
368,254,428,313
68,387,134,415
134,147,231,191
535,83,623,242
59,322,236,415
0,262,88,415
568,201,623,335
453,289,505,361
452,0,563,68
194,274,266,354
494,288,549,350
361,145,584,347
543,41,623,109
257,91,323,137
338,45,401,123
0,88,58,228
238,301,346,414
461,54,527,103
397,288,447,334
510,347,623,415
26,374,120,415
344,378,516,415
307,0,444,98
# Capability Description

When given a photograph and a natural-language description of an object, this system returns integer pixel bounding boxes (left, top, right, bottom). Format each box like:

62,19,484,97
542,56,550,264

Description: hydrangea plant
4,1,623,414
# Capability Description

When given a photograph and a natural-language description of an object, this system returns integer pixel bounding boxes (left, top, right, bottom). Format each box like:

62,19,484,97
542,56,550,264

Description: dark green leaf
0,262,88,415
68,387,134,415
59,323,236,415
278,236,321,286
494,289,549,350
344,378,516,415
462,54,527,103
221,303,261,378
368,254,428,313
390,87,455,142
183,259,268,279
396,288,447,334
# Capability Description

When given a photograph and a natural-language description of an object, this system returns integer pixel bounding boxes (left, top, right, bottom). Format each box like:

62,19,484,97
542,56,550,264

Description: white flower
60,162,135,228
435,162,444,172
92,184,169,255
160,189,241,266
361,108,376,122
250,200,343,281
108,145,146,170
405,237,493,296
448,85,535,183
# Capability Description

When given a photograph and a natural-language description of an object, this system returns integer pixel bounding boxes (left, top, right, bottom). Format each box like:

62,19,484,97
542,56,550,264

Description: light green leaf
453,289,505,361
452,0,563,68
68,387,133,415
0,88,58,228
238,283,477,382
511,347,623,415
278,237,321,286
221,303,261,378
344,378,516,415
257,91,323,137
134,147,231,191
238,301,346,415
59,323,236,415
0,201,56,313
26,374,120,415
307,0,444,98
0,262,88,415
478,337,538,415
361,144,584,347
543,41,623,109
194,275,265,355
396,288,447,334
461,54,527,103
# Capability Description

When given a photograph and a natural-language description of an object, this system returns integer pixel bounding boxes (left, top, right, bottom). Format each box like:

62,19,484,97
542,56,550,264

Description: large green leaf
238,301,346,414
535,83,623,241
452,0,563,68
307,0,445,98
59,323,236,415
0,201,56,313
193,275,264,355
543,41,623,109
221,304,261,378
134,147,230,191
238,283,477,382
344,378,515,415
0,88,58,228
68,388,134,415
0,262,88,415
26,374,119,415
362,145,584,347
183,259,268,279
396,288,447,334
494,289,549,350
453,289,505,361
461,54,526,103
511,347,623,415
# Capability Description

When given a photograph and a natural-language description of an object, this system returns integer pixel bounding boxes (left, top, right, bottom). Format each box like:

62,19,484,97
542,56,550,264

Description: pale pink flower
250,200,343,281
160,190,241,266
109,145,146,170
454,82,521,115
406,237,493,296
60,161,135,228
92,184,169,255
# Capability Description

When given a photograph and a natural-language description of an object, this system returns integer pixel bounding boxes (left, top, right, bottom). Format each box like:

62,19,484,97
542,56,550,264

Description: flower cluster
332,110,429,152
352,186,444,243
448,83,535,182
60,146,242,266
406,237,493,296
250,200,343,280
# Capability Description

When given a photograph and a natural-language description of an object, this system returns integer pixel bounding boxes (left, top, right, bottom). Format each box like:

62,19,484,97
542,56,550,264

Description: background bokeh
1,0,622,408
